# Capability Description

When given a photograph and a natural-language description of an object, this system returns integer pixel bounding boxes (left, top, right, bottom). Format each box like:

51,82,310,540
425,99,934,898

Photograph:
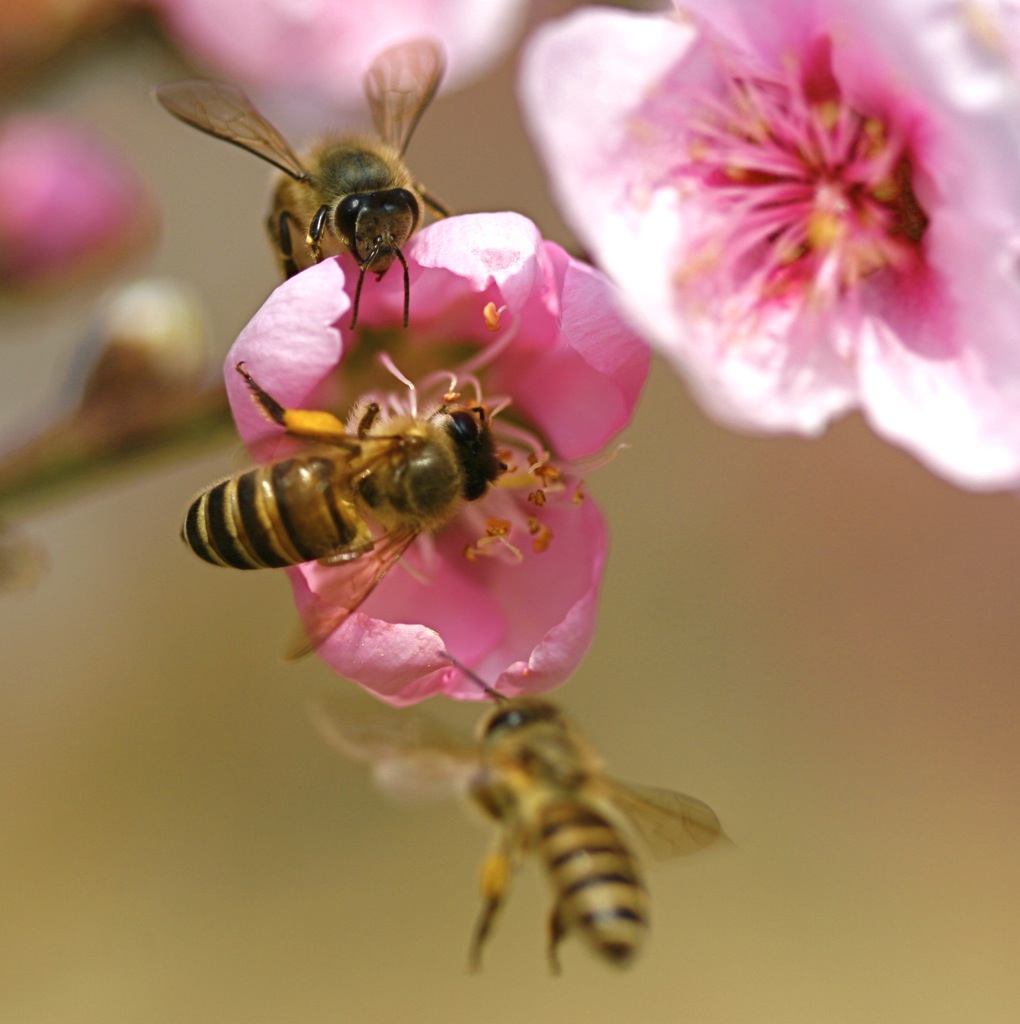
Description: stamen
376,352,417,418
682,37,929,306
463,518,524,563
483,301,506,331
458,305,520,376
527,516,553,553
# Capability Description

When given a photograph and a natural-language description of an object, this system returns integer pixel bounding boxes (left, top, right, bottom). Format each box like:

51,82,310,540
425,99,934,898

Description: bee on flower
187,212,649,704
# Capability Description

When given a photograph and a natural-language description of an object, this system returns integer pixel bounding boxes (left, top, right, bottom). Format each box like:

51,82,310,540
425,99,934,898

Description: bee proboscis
181,363,503,653
155,38,448,328
314,662,725,972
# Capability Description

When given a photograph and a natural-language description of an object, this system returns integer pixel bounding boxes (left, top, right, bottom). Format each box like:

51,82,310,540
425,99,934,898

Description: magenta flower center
686,37,928,301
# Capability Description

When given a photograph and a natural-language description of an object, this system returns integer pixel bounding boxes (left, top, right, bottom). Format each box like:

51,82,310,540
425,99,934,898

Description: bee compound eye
385,188,417,215
335,195,364,240
448,410,481,442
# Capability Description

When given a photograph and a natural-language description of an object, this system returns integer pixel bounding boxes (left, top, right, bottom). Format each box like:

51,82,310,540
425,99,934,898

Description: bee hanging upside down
156,37,449,328
181,363,504,651
314,662,726,972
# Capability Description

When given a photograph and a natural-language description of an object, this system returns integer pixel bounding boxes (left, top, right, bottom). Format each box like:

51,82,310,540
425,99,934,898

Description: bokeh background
3,4,1020,1022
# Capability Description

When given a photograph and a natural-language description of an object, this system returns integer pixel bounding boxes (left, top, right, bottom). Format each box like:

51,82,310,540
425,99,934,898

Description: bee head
444,404,504,501
481,698,566,740
336,189,420,270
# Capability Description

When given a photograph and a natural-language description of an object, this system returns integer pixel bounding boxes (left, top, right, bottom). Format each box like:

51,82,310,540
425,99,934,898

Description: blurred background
2,2,1020,1022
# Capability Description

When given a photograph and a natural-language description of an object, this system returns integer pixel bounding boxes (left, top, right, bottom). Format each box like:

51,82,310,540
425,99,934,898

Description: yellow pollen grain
527,517,553,553
806,210,846,250
482,302,502,331
526,459,562,487
528,489,547,507
573,480,587,505
485,518,512,538
287,409,347,433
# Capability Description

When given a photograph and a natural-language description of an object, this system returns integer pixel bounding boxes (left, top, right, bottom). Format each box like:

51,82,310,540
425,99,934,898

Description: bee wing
312,694,481,800
603,778,725,861
363,38,445,155
285,526,420,659
155,79,308,180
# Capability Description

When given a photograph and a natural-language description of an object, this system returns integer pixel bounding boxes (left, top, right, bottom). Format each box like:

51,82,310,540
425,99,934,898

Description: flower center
684,36,929,302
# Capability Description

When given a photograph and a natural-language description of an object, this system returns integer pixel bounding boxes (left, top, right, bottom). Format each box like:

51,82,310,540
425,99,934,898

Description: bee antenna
439,651,506,702
394,246,410,328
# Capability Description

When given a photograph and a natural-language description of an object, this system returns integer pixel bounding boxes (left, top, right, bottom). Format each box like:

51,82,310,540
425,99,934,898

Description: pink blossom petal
294,498,606,706
225,259,349,461
151,0,526,112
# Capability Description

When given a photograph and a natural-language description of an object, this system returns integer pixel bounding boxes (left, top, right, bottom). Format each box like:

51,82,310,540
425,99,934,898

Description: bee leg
467,848,514,973
269,210,300,278
546,905,568,975
306,203,331,263
234,363,351,443
420,188,450,219
356,402,380,437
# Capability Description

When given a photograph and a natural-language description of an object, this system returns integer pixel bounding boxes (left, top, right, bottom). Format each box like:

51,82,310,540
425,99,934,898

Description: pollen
527,516,553,553
485,518,512,538
463,518,523,563
528,489,547,507
483,301,504,331
528,456,562,488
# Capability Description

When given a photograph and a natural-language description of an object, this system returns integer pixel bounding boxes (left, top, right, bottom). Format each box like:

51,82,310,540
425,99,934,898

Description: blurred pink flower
150,0,526,109
0,116,155,290
521,1,1020,488
225,212,649,704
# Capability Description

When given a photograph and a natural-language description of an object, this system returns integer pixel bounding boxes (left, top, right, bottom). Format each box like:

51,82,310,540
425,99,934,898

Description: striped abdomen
182,456,362,569
539,799,648,967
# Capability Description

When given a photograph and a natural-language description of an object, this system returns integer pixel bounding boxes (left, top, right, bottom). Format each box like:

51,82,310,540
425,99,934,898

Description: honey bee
182,363,503,647
314,663,725,972
155,38,448,328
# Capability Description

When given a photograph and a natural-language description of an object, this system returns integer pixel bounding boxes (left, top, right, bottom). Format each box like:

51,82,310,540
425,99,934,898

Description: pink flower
224,212,649,705
150,0,526,110
0,116,156,289
520,1,1020,488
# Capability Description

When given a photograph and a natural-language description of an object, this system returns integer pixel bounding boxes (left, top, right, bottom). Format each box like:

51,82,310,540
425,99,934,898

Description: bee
181,362,503,647
155,38,448,328
314,662,725,972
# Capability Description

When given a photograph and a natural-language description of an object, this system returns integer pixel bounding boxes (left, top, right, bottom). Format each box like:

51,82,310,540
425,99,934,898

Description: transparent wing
155,79,308,180
311,693,481,800
603,778,725,861
285,526,420,659
363,38,445,154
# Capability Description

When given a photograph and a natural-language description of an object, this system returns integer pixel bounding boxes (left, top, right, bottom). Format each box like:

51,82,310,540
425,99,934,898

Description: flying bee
182,363,504,648
314,662,726,972
155,38,448,328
